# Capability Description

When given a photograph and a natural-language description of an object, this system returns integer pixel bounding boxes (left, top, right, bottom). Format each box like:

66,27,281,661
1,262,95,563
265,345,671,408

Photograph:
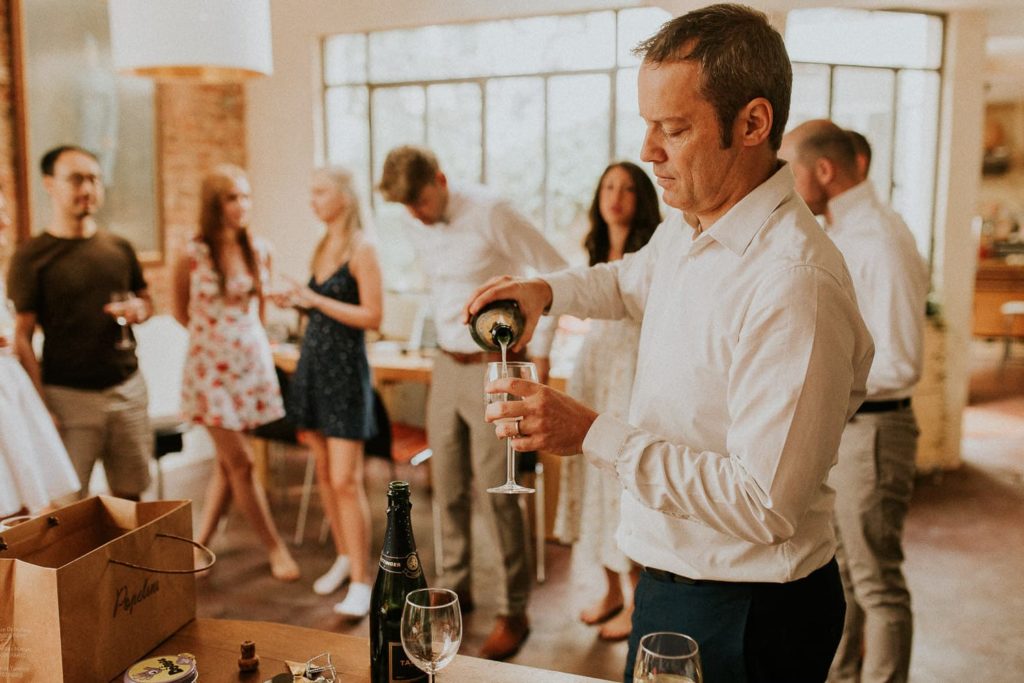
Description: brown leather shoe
479,614,530,660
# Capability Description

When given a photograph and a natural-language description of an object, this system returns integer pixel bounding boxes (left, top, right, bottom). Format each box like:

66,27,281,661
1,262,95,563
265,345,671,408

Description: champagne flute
485,360,537,494
401,588,462,683
633,632,703,683
109,291,136,350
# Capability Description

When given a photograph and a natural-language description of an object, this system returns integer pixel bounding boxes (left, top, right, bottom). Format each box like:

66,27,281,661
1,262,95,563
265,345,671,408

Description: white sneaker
333,582,372,618
313,555,351,596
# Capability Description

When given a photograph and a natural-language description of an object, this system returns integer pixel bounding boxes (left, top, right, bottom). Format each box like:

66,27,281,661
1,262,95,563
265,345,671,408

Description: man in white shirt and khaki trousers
465,5,874,682
379,145,567,660
782,120,929,683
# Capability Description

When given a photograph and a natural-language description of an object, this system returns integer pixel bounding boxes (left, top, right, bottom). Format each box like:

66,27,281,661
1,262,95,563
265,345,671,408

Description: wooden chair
1001,300,1024,363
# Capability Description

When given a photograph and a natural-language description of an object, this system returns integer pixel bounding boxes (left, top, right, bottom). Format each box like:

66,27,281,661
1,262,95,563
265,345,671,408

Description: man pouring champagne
463,5,874,682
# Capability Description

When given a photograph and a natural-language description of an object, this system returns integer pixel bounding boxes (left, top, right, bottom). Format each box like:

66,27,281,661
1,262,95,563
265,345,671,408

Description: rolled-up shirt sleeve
583,264,873,545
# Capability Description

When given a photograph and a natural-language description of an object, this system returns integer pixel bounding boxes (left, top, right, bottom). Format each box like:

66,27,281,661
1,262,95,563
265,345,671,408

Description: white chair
1001,300,1024,363
133,315,190,497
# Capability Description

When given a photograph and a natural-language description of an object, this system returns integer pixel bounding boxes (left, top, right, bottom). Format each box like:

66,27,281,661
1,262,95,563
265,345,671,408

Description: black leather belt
856,398,911,414
643,567,717,585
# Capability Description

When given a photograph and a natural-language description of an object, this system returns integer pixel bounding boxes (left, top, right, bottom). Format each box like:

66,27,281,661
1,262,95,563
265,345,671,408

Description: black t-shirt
6,230,147,390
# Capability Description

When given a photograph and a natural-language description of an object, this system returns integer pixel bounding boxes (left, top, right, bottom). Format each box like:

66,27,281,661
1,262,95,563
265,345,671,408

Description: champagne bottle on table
370,481,428,683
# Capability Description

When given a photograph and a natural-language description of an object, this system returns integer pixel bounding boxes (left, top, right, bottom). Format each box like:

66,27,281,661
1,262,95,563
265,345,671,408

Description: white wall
933,11,988,467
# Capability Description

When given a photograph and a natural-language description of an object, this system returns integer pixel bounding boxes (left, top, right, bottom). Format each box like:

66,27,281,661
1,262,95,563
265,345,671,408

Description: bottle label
388,642,428,682
379,552,423,579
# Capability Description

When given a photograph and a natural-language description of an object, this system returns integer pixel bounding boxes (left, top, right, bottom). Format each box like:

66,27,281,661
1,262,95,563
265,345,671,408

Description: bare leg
306,432,346,556
207,427,299,581
196,462,232,547
325,437,371,585
581,566,625,625
599,564,641,641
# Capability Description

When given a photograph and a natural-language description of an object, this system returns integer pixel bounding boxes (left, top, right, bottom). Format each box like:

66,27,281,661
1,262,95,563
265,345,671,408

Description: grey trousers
828,408,918,683
426,353,530,616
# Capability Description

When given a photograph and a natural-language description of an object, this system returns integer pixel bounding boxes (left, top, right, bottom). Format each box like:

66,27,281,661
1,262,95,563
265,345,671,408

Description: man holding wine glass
378,145,567,660
6,145,153,501
464,5,874,682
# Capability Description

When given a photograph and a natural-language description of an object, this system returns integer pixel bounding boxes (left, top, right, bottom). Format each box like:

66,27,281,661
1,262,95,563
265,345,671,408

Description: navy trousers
625,558,845,683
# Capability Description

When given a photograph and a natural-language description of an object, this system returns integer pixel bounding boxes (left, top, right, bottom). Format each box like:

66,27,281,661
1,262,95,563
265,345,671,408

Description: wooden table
271,343,435,387
115,617,613,682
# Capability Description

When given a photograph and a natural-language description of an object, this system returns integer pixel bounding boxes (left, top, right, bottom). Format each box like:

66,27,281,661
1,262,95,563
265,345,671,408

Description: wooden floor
186,340,1024,682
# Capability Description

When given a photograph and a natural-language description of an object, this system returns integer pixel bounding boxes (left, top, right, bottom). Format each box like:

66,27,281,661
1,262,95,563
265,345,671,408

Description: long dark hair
584,162,661,266
198,164,262,299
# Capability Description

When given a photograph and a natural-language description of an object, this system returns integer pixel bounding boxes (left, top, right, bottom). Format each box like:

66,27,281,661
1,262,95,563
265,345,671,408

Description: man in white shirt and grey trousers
464,5,874,682
379,145,567,661
781,119,929,683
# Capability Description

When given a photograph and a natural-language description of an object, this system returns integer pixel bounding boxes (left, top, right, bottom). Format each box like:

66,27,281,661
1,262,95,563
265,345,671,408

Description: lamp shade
109,0,273,82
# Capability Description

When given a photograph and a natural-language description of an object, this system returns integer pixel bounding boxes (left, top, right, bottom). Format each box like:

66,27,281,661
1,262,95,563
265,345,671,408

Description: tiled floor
191,340,1024,682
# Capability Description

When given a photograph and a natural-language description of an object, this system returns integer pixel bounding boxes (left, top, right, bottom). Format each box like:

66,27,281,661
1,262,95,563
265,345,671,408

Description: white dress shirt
406,184,567,356
545,164,874,583
826,181,928,400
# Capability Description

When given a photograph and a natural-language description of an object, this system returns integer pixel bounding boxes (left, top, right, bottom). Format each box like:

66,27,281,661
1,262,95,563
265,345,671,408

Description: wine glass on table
401,588,462,682
633,632,703,683
108,291,136,351
484,360,537,494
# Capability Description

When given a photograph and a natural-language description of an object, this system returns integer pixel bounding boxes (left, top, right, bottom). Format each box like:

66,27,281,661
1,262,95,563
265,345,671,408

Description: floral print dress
180,239,284,431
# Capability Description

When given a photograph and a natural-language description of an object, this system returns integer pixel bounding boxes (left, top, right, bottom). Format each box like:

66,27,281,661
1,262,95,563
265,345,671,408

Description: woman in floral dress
172,164,299,581
554,162,660,641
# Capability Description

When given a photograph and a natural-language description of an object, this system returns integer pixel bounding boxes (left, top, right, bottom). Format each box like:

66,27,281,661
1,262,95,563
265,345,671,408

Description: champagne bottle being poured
468,299,525,353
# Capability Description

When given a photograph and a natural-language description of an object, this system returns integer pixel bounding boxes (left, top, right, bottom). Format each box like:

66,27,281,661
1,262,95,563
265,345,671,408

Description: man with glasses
7,145,153,501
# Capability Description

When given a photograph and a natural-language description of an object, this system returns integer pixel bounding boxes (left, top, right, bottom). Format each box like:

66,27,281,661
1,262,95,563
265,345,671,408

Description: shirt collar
699,162,794,257
439,185,463,225
826,180,876,228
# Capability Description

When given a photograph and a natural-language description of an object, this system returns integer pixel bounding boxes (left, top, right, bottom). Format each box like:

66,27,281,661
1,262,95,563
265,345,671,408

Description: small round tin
124,653,198,683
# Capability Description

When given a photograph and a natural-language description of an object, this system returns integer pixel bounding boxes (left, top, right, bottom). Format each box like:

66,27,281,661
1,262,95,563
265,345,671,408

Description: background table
116,617,615,682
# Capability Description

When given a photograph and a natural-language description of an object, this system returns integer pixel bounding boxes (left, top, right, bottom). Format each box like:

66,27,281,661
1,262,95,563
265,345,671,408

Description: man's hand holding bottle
462,275,597,457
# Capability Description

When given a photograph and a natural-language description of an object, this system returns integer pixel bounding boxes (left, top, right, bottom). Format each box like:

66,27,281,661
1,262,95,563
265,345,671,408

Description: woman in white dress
0,190,80,518
554,162,660,641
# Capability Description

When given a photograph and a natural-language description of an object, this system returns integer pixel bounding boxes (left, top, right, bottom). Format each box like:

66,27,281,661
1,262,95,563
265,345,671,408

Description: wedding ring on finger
513,421,522,438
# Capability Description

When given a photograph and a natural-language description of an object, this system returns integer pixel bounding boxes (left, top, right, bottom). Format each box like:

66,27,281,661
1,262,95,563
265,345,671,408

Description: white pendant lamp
109,0,273,82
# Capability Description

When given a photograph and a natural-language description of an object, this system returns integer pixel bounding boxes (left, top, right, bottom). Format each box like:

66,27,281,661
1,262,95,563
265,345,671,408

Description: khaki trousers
427,353,530,616
44,371,153,499
828,408,918,683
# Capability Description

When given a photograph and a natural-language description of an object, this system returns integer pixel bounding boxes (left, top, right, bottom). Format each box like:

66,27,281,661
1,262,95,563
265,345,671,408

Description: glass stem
506,438,516,485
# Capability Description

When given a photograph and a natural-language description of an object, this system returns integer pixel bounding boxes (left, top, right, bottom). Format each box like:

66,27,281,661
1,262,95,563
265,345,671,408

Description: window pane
323,34,367,85
788,63,831,130
374,202,420,291
786,9,943,69
615,68,645,162
371,86,426,185
369,12,615,82
831,67,895,202
324,86,370,199
427,83,482,184
547,74,611,254
485,77,545,226
893,70,940,261
617,7,672,67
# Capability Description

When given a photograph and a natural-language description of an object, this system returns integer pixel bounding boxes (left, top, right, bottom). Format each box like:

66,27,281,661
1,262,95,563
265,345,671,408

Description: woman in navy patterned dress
284,167,382,618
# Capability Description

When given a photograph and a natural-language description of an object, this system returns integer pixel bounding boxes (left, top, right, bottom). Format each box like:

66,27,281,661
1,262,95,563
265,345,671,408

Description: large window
321,8,671,285
323,8,945,285
786,9,944,264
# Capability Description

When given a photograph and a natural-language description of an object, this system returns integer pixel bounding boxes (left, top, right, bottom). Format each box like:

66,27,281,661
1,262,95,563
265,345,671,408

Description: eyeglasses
57,173,103,188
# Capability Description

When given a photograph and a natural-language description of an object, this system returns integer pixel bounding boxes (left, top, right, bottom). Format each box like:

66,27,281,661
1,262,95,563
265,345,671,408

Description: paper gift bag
0,496,213,682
